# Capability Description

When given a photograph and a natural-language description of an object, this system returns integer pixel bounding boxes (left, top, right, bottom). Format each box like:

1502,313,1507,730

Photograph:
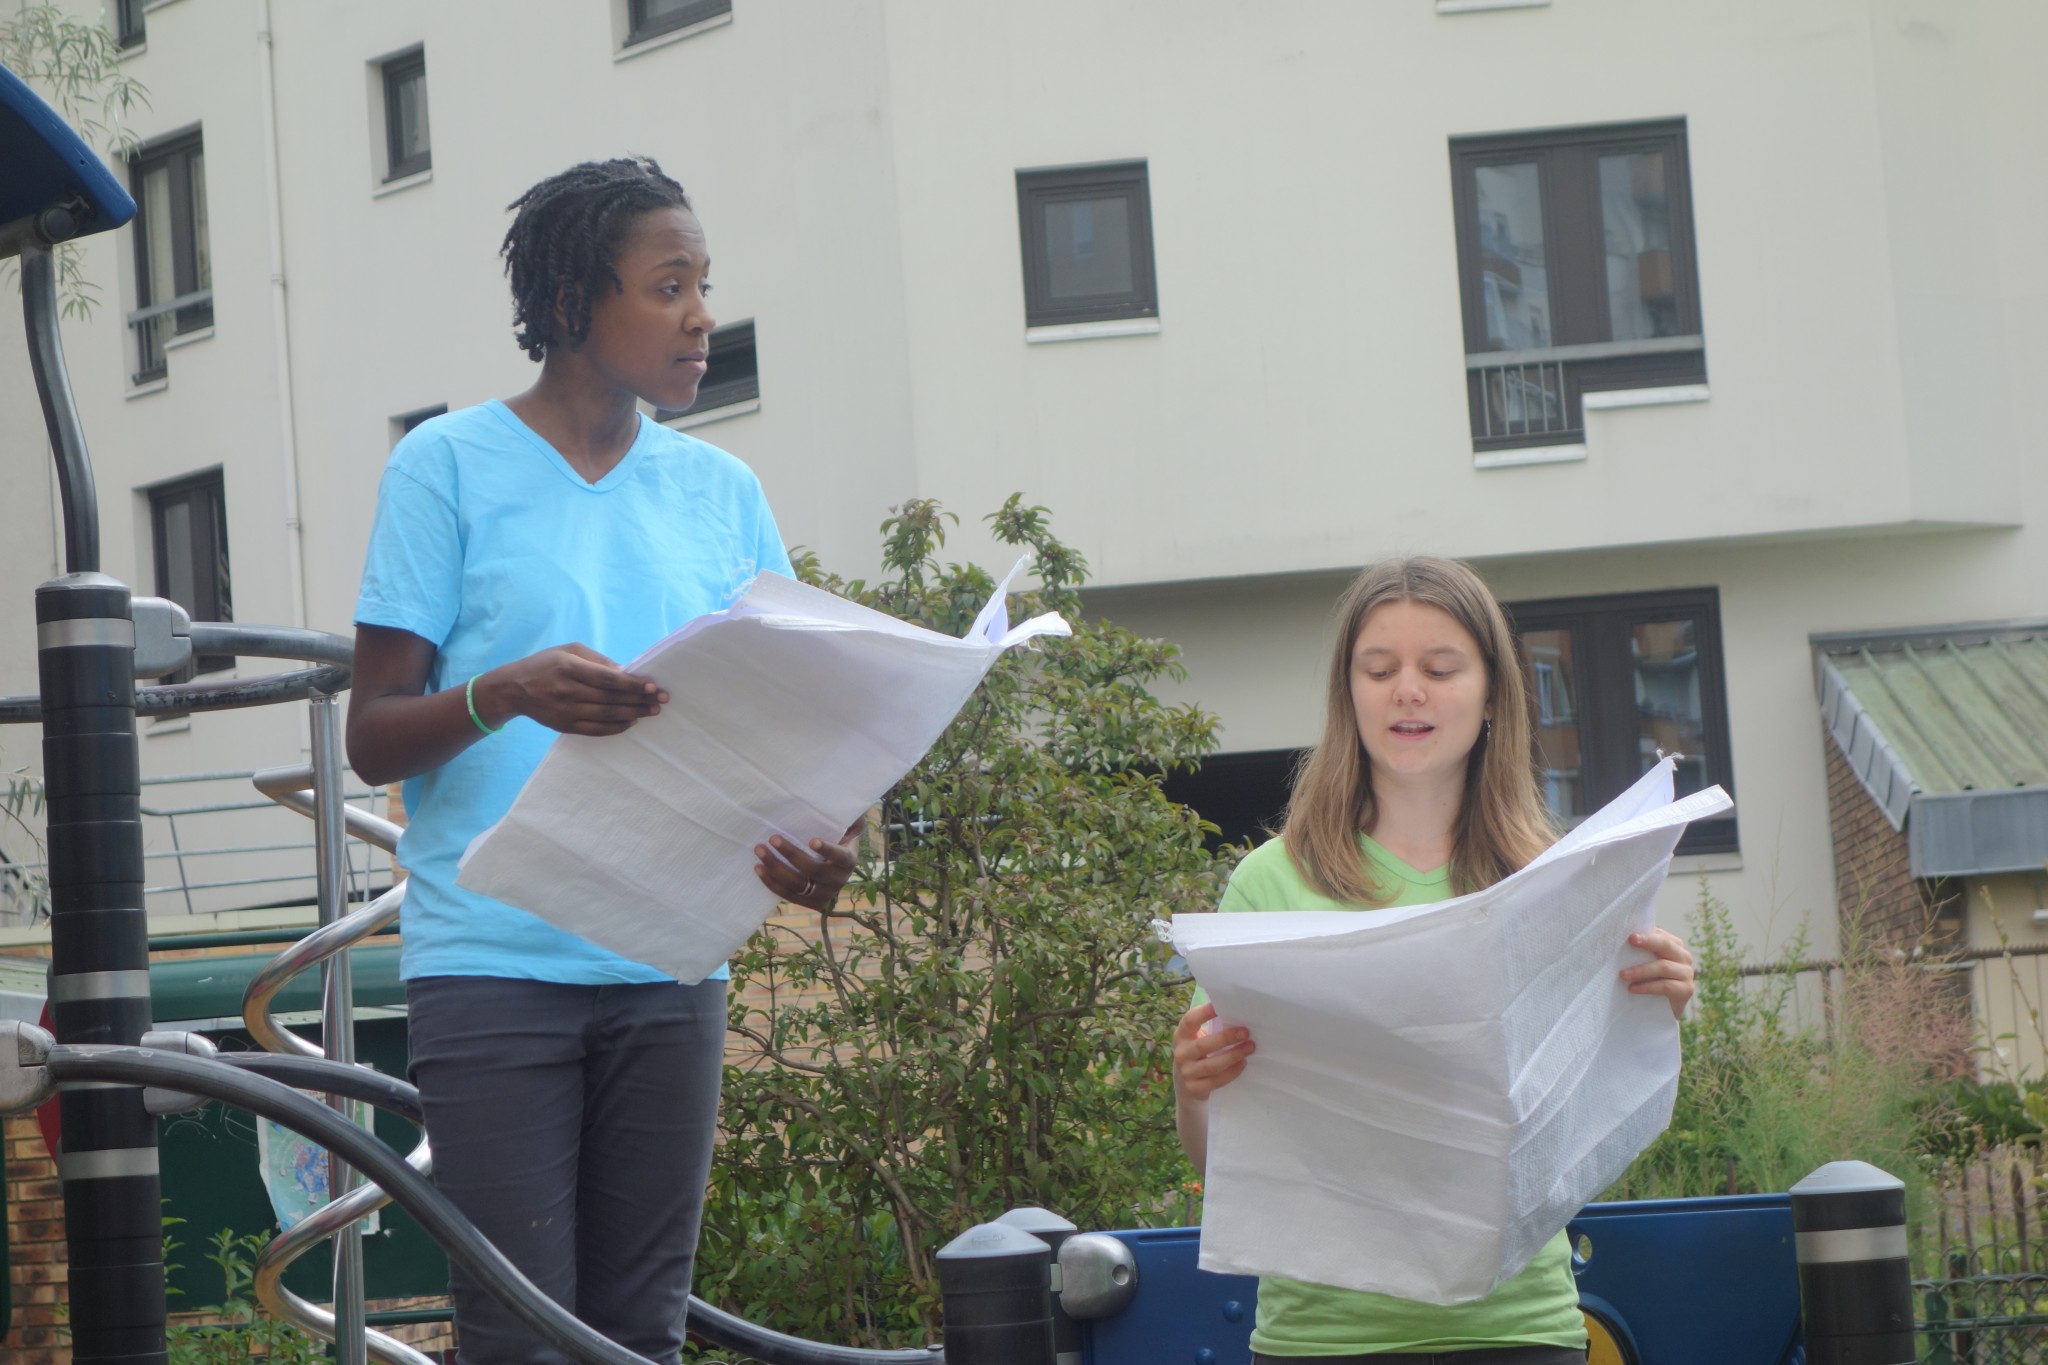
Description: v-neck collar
486,399,649,493
1361,834,1452,887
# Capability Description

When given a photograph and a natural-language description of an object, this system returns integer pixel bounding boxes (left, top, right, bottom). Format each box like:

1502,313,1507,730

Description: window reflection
1598,151,1677,341
1632,618,1706,796
1474,161,1550,350
1524,627,1583,823
1044,197,1134,299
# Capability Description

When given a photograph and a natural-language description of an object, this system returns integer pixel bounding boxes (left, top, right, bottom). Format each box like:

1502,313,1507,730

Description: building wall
2,0,2043,953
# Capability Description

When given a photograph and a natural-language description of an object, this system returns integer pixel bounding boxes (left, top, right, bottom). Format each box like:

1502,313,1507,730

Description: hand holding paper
457,557,1069,984
1169,760,1731,1305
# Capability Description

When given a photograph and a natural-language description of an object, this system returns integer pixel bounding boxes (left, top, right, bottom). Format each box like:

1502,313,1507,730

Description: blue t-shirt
354,400,793,984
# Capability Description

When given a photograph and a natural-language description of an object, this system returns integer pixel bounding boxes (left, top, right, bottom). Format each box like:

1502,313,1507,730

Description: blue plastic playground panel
1082,1228,1256,1365
0,62,137,235
1567,1194,1803,1365
1081,1197,1804,1365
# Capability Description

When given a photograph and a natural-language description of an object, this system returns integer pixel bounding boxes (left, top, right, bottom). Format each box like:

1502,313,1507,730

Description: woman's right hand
1172,1001,1255,1102
481,644,667,736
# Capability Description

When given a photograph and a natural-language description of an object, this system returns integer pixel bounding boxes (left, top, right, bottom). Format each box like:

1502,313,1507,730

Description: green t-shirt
1207,835,1588,1357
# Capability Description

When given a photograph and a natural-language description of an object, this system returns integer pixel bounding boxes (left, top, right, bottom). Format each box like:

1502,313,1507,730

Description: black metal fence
1918,1150,2048,1362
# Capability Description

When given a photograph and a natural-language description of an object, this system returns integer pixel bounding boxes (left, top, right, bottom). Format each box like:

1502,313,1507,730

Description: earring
1483,718,1493,741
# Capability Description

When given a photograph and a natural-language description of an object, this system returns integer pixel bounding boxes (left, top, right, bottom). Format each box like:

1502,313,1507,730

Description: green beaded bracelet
466,674,503,735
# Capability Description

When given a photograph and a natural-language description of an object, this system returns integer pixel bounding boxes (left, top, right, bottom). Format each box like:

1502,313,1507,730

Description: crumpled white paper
1170,760,1731,1305
457,558,1069,984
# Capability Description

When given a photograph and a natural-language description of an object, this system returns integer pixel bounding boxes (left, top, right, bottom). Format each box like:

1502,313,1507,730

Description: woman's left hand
1621,927,1695,1020
754,818,865,911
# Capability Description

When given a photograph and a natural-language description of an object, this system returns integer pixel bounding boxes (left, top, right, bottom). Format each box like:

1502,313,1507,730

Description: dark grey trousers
405,976,727,1365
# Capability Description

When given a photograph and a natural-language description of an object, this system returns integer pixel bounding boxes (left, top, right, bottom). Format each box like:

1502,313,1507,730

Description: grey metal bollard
936,1221,1055,1365
1790,1160,1915,1365
994,1207,1079,1365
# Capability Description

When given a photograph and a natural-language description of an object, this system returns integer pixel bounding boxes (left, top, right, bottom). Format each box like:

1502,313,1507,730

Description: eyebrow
1355,644,1470,659
651,254,707,272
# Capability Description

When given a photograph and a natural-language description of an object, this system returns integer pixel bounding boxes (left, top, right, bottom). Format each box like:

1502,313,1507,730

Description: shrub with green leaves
696,497,1227,1346
1611,879,1969,1211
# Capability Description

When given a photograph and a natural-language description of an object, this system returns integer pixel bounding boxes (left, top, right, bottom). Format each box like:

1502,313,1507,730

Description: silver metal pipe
254,763,404,854
240,882,403,1058
310,695,368,1365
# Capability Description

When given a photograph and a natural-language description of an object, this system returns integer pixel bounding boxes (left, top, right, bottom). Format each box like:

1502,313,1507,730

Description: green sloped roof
1826,633,2048,793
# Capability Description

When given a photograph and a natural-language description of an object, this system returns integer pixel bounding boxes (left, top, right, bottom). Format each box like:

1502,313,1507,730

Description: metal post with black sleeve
4,60,158,1365
936,1221,1056,1365
1790,1160,1916,1365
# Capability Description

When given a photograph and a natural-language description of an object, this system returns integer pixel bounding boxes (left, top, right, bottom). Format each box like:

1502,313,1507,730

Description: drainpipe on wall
255,0,309,640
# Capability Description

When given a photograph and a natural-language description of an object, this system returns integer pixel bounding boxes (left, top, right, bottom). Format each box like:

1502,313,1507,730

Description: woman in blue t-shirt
1171,556,1696,1363
349,157,856,1364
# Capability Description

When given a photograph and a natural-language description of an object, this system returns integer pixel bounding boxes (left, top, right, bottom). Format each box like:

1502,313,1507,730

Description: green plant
165,1227,324,1365
1611,879,1970,1215
2,758,49,921
0,2,151,318
696,497,1226,1346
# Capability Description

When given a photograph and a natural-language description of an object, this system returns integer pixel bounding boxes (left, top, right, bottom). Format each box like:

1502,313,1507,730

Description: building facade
2,0,2044,966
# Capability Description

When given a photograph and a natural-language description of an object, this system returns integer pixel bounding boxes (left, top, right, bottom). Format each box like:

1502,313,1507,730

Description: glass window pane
395,68,430,162
640,0,702,19
1043,196,1134,299
1599,151,1677,341
159,497,196,611
188,149,210,293
140,165,174,306
208,485,232,622
1473,161,1550,350
1524,627,1583,824
1632,617,1707,796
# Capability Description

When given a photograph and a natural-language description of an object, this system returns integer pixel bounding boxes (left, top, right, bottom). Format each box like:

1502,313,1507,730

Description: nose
685,290,714,338
1393,668,1428,705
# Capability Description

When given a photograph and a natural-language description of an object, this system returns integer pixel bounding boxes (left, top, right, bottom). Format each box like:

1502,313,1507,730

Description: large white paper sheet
457,558,1069,984
1169,760,1731,1304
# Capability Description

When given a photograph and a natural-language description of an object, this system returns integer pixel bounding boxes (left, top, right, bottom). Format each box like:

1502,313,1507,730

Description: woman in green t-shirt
1170,556,1697,1363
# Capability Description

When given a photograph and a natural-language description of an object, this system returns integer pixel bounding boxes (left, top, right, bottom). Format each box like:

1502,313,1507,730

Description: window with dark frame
1508,587,1735,855
149,471,233,680
1450,119,1705,451
1159,749,1303,852
625,0,731,46
114,0,146,49
656,319,758,423
396,404,447,437
381,49,431,182
1015,161,1159,329
128,131,212,385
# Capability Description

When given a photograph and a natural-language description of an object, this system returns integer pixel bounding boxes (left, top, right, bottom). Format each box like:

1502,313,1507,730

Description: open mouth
1389,722,1435,737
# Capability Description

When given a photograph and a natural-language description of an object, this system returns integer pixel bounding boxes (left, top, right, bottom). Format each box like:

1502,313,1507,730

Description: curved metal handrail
21,1039,946,1365
242,757,947,1365
253,764,405,854
217,1053,437,1365
240,881,405,1059
0,622,354,724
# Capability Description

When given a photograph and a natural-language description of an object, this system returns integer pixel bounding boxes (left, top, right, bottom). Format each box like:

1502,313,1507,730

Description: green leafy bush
696,497,1226,1346
1611,880,1971,1210
165,1227,323,1365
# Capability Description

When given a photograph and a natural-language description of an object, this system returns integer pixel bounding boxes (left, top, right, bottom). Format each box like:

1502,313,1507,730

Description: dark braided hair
501,156,693,362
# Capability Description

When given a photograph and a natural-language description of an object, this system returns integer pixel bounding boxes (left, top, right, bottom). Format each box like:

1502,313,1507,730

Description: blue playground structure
1,56,1911,1365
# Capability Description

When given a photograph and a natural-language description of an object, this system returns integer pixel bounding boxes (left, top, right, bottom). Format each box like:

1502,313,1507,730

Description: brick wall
6,1110,65,1362
1823,733,1954,950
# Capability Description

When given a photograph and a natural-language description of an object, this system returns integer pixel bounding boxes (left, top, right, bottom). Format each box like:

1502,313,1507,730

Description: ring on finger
803,877,817,899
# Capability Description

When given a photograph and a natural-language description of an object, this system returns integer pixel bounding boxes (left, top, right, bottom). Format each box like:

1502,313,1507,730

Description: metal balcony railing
1464,333,1705,449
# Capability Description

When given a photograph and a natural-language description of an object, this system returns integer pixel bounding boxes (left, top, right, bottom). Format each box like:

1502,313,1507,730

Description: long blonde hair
1280,556,1555,903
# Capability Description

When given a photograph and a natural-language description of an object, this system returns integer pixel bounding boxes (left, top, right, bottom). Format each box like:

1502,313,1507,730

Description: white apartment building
2,0,2044,968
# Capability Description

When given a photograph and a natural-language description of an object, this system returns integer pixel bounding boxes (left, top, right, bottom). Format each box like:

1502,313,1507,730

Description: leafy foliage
1610,879,1970,1210
0,2,151,319
164,1227,324,1365
2,758,49,922
695,497,1227,1345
